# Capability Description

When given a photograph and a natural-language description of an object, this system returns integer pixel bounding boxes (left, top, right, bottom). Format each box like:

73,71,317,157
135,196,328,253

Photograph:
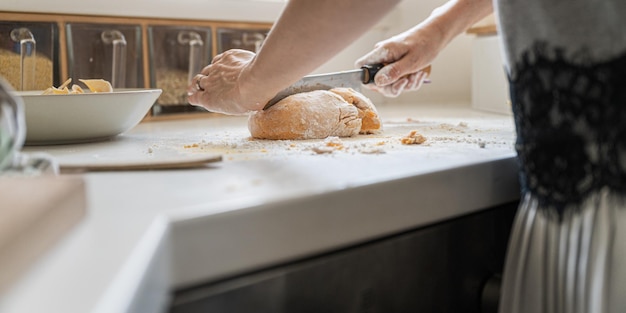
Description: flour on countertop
180,117,515,161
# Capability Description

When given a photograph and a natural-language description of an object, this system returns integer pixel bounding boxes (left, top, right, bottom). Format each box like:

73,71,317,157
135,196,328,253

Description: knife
264,64,383,109
264,64,431,110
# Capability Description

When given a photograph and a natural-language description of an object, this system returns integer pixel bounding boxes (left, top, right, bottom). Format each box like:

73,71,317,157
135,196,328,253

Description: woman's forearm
425,0,493,46
243,0,401,96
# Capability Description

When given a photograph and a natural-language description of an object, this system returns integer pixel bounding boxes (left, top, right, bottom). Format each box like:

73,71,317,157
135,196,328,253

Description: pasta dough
248,88,381,140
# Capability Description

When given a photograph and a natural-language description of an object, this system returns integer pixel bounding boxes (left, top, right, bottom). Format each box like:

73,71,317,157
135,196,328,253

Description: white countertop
0,103,519,313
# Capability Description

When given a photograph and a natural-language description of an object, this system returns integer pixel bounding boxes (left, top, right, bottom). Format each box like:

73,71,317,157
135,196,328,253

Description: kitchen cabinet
0,11,271,119
170,202,517,313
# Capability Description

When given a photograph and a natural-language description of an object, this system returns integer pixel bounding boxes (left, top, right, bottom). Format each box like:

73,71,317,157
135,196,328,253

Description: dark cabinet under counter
169,201,517,313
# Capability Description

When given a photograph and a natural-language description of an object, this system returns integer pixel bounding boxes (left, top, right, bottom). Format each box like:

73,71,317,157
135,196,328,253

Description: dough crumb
324,136,344,148
401,130,427,145
311,146,335,154
359,147,386,154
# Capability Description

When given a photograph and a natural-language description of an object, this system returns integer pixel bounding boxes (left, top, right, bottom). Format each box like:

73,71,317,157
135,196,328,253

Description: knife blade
263,64,384,110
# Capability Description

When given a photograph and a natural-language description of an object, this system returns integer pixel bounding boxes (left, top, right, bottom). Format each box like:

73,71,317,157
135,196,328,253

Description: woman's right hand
355,24,445,98
356,0,495,98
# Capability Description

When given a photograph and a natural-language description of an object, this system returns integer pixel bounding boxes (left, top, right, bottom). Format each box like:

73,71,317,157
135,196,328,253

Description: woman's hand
355,25,443,98
356,0,494,98
187,49,275,115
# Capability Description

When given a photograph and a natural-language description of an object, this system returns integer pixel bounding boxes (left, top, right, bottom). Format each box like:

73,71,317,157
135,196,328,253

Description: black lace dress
494,0,626,312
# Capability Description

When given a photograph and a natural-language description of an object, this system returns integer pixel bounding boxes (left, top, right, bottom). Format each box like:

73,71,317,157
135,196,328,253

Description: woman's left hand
187,49,275,115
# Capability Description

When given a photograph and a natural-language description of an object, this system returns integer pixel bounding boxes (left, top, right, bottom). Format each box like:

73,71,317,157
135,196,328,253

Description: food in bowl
42,78,113,95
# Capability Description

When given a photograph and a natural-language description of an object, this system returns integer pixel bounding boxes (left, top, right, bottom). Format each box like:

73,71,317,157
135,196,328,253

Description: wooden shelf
467,24,497,36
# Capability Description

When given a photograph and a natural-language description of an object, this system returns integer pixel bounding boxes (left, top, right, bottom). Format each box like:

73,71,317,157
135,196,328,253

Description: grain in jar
0,49,53,90
0,22,57,91
148,25,211,116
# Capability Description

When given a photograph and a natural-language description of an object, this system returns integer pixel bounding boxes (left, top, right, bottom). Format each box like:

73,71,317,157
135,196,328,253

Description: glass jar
0,78,57,176
0,21,58,91
217,27,269,54
148,25,212,115
66,23,143,88
0,78,25,172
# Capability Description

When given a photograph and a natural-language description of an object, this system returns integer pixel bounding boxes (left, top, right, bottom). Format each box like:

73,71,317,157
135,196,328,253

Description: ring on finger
195,76,205,92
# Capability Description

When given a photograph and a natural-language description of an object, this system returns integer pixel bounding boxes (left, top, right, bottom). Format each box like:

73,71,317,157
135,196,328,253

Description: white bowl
13,89,161,145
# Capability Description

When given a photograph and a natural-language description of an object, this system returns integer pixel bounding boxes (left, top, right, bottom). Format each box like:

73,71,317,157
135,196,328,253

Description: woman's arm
246,0,403,96
187,0,400,115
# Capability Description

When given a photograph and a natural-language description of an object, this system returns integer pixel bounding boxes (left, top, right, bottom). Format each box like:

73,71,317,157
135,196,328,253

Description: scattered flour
180,118,514,161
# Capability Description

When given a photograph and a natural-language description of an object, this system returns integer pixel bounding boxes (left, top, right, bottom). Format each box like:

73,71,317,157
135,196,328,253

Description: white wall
314,0,474,106
2,0,473,105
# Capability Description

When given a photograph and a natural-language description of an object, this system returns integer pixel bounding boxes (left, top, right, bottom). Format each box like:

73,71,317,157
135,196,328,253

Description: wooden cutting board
59,153,222,172
0,175,86,293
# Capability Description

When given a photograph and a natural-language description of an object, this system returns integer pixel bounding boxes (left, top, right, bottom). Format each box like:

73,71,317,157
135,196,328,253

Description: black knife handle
361,64,384,84
361,64,433,85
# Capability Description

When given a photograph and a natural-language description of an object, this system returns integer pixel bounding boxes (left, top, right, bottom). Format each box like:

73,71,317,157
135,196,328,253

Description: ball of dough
329,88,381,134
248,88,381,140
